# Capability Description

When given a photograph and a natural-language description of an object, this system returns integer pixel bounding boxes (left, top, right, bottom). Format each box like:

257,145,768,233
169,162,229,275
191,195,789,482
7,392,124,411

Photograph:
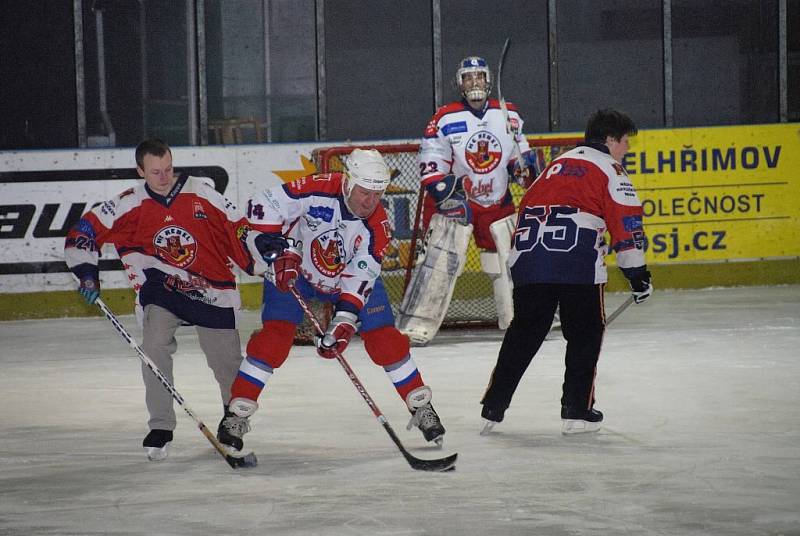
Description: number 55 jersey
509,143,647,286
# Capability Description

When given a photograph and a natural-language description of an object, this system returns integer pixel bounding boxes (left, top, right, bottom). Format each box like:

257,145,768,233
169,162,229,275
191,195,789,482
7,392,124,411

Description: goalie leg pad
396,214,473,345
487,215,516,330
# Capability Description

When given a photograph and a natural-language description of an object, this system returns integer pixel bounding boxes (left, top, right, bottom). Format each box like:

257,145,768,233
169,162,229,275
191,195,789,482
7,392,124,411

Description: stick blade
225,451,258,469
405,451,458,472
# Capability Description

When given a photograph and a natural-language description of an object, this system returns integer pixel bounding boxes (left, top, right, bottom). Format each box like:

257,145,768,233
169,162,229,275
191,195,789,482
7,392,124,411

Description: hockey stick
497,37,525,171
550,295,635,331
605,295,635,326
288,285,457,472
93,298,258,469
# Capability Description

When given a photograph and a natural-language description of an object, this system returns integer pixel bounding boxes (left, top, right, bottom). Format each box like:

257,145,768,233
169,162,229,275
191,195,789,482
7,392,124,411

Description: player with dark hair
480,109,652,435
65,138,271,461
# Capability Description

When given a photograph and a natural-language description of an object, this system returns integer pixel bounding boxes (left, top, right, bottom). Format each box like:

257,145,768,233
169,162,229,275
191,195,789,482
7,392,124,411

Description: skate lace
406,404,440,431
223,415,251,438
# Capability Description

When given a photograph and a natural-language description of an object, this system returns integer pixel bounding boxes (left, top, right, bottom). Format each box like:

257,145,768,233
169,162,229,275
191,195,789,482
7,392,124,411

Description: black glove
628,269,653,304
254,232,290,264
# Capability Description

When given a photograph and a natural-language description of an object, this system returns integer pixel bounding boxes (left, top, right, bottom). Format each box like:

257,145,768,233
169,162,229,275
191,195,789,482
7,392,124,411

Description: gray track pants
140,304,243,431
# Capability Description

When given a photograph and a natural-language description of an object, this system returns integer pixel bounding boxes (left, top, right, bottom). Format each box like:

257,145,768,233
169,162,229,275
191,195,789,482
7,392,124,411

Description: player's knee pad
245,320,295,368
362,326,410,366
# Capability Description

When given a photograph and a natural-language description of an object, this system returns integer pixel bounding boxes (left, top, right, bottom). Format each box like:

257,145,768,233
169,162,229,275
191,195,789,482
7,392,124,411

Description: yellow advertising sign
626,123,799,264
533,124,800,265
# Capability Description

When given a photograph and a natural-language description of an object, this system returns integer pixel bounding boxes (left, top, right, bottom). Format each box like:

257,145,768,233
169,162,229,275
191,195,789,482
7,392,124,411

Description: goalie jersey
246,173,391,313
508,144,647,286
418,98,531,208
64,174,259,329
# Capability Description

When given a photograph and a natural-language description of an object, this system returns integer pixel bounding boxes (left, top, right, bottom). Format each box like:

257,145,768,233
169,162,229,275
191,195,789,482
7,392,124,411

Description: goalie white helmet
456,56,491,104
343,148,391,218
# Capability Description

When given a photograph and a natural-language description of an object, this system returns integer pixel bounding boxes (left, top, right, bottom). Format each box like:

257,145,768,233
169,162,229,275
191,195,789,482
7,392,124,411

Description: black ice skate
404,386,445,447
217,407,251,453
407,403,446,446
479,404,506,436
142,429,173,461
561,406,603,434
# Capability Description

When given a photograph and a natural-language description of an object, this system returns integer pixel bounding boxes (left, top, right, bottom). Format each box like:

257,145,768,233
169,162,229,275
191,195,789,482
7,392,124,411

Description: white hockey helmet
456,56,491,102
344,149,391,192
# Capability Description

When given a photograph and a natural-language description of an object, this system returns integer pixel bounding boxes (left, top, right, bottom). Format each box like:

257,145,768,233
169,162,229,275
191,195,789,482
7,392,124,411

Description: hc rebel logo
465,131,502,174
310,229,345,278
153,226,197,268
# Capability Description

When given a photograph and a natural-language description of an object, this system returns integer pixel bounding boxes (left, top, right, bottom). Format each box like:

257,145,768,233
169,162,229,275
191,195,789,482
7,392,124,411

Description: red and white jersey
418,99,531,208
509,144,647,286
65,175,257,328
246,173,391,312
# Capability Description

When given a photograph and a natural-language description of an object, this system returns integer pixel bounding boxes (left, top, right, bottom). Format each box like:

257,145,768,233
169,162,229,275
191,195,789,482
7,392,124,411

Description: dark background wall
0,0,796,150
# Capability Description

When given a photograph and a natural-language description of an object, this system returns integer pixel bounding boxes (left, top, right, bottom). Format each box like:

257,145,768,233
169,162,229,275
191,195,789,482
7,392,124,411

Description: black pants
481,283,606,414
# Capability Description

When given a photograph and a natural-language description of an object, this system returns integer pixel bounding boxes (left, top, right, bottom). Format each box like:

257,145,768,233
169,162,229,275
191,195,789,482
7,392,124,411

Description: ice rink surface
1,286,799,536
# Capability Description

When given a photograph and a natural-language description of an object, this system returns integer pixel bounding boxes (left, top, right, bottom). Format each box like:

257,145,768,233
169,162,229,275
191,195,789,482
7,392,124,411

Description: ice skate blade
561,419,602,435
145,444,169,461
479,419,497,436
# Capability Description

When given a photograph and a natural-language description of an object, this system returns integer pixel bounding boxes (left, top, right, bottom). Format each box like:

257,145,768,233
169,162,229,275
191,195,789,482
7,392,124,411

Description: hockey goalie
397,55,538,345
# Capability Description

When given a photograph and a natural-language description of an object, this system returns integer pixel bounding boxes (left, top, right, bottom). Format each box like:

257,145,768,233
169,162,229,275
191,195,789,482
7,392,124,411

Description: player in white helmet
226,148,449,451
342,148,392,218
398,56,540,345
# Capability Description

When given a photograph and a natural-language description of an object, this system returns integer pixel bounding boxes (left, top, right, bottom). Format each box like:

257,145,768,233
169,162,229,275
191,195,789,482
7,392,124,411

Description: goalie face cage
309,137,583,333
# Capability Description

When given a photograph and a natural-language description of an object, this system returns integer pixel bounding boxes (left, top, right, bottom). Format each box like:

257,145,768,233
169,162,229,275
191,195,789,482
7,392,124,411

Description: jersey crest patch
465,131,502,174
310,229,345,278
153,225,197,269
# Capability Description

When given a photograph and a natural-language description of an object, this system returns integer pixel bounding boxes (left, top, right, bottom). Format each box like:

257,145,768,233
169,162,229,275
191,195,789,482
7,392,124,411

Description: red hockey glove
315,311,358,359
273,246,302,292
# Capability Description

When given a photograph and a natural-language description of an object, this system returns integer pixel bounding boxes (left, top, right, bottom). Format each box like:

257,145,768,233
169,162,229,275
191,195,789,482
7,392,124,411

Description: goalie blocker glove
425,174,472,225
316,311,358,359
622,266,653,304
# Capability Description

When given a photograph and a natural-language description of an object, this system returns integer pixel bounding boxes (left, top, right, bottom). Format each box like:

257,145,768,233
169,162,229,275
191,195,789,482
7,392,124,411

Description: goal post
309,136,583,332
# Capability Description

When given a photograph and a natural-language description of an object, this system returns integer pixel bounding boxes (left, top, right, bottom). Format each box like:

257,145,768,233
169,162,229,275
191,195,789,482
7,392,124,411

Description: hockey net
300,136,582,340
